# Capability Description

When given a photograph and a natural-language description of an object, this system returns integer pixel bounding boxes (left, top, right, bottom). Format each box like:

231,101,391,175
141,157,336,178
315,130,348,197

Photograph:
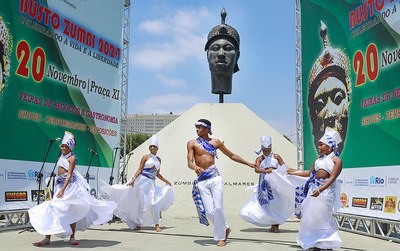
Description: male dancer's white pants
197,175,229,240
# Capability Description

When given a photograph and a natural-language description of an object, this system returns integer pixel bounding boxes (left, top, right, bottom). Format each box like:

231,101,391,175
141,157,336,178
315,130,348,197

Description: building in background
126,113,179,135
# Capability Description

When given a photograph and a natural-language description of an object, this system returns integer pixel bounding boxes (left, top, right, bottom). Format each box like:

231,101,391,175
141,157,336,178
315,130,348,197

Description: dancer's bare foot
133,226,141,231
216,227,231,247
155,224,161,232
217,240,227,247
225,227,231,241
268,225,280,233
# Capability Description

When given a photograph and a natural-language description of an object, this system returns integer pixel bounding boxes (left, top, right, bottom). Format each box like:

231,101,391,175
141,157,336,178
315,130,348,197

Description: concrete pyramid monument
125,103,296,218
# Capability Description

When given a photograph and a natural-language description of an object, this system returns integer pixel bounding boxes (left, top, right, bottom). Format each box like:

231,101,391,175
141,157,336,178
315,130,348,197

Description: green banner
0,0,124,167
301,0,400,169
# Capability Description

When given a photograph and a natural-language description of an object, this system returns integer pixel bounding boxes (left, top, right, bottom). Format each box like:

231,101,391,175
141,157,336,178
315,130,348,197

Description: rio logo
370,176,385,185
27,170,39,178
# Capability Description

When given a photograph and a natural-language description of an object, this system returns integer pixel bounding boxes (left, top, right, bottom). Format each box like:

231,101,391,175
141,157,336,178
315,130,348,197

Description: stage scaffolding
118,0,131,184
295,0,303,171
0,1,131,232
294,0,399,243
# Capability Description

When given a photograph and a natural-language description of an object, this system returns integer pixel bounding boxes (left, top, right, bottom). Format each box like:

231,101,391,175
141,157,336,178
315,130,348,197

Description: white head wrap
61,131,76,151
319,127,342,156
255,136,272,155
149,135,159,148
195,121,213,135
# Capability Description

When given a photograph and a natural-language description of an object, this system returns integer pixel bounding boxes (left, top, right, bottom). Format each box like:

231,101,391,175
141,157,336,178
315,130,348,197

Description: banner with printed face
301,0,400,220
0,0,124,210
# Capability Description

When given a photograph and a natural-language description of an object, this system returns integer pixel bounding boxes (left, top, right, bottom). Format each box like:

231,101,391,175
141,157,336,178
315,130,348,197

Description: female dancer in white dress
288,128,343,250
240,136,299,233
101,136,174,232
28,131,117,246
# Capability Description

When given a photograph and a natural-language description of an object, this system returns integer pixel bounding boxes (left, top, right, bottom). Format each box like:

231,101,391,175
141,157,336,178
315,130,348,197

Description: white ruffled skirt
28,171,117,238
297,181,342,250
240,167,305,226
100,174,175,229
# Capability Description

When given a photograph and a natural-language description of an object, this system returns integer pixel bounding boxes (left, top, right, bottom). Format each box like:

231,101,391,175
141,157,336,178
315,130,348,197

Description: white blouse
144,154,160,170
57,152,73,170
314,152,335,174
260,153,279,169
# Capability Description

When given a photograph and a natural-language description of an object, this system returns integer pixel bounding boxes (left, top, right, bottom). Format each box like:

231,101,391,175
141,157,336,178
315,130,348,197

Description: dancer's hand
287,170,299,175
195,167,204,175
265,168,273,174
165,180,172,186
311,189,320,197
127,177,135,186
56,190,64,198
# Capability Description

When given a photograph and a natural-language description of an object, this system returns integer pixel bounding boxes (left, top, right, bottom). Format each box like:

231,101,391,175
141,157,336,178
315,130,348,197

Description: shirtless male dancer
187,119,255,247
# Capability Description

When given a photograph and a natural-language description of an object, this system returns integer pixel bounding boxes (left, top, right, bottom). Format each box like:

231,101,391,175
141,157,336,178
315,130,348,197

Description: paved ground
0,217,398,251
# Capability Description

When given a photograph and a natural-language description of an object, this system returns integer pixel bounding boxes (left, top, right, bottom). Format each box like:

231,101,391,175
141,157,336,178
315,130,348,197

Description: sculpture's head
205,8,240,95
205,8,240,73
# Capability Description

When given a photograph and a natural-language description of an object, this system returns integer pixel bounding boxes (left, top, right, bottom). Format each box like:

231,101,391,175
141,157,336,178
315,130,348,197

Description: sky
128,0,296,140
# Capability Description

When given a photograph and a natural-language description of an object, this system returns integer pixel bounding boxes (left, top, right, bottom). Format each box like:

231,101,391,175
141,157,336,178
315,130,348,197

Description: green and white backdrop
302,0,400,220
0,0,124,210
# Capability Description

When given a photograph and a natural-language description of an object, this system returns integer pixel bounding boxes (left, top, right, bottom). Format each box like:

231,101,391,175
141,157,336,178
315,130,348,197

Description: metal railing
0,210,30,232
334,213,400,243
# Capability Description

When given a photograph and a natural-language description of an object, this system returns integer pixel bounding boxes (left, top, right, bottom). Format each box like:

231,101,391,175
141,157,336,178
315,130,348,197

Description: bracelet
132,177,136,180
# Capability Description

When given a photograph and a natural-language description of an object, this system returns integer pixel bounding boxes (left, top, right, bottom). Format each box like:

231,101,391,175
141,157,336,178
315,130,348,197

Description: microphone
88,148,98,155
48,137,61,142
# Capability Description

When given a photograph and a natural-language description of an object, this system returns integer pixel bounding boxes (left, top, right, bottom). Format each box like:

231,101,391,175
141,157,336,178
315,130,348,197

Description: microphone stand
36,140,58,205
19,139,58,234
108,147,122,224
85,151,96,184
120,152,132,184
109,147,119,185
46,152,62,199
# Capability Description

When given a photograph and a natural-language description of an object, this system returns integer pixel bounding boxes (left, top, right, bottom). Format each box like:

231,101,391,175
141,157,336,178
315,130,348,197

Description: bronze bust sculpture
205,8,240,103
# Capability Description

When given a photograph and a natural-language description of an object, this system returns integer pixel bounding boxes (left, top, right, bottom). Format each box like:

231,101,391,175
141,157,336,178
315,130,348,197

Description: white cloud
170,7,210,34
131,46,186,69
138,20,168,35
131,36,205,70
132,7,209,70
138,7,210,35
136,94,202,114
156,74,187,88
175,33,205,59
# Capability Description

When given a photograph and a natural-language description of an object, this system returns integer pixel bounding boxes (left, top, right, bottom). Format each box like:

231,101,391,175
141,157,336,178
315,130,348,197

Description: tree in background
125,134,151,154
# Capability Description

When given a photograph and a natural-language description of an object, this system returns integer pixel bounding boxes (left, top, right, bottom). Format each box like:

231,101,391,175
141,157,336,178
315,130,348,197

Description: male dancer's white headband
195,122,213,135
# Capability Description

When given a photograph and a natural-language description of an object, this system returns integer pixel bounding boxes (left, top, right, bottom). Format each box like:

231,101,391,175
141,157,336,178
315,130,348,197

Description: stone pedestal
126,103,296,218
